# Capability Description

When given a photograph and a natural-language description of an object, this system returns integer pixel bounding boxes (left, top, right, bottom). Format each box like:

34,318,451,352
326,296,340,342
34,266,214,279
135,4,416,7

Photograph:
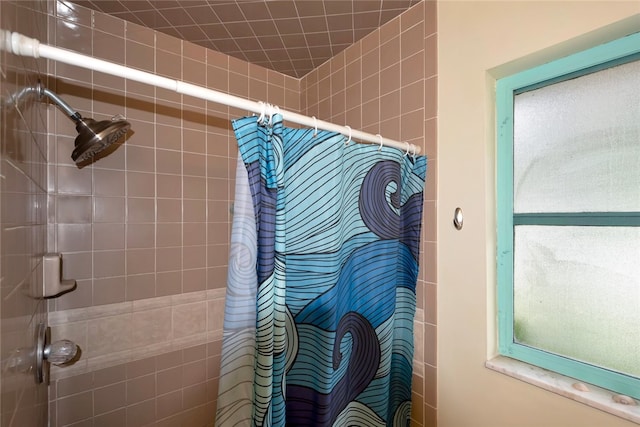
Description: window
496,32,640,400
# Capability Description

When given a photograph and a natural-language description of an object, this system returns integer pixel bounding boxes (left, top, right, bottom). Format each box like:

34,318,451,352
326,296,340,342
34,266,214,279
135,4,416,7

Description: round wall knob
44,339,78,365
453,207,464,230
35,323,79,384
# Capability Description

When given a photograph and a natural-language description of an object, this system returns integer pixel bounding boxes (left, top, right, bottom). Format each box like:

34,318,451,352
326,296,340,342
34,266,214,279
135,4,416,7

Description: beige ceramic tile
126,145,155,173
126,357,157,379
55,372,92,398
413,321,425,377
127,197,155,223
183,223,207,247
181,360,206,387
182,245,207,270
126,171,155,198
154,271,181,297
183,129,207,154
206,266,227,289
87,313,133,356
400,109,423,141
93,169,125,197
157,366,182,397
94,197,126,223
126,40,155,73
207,298,226,333
183,176,207,200
424,117,436,159
423,364,437,408
157,223,182,248
126,272,156,300
126,374,156,405
183,152,206,177
94,223,126,250
57,195,92,223
57,223,92,252
157,199,182,223
94,382,127,415
156,149,182,175
380,90,401,121
55,391,92,426
402,80,424,114
132,307,172,347
126,248,156,275
93,277,126,306
401,51,424,86
156,390,183,420
57,165,92,195
401,22,424,59
61,251,93,280
126,223,155,249
156,247,183,273
157,174,182,198
94,409,126,427
93,250,126,278
183,383,208,411
126,399,156,427
424,322,437,367
173,302,207,338
402,2,425,30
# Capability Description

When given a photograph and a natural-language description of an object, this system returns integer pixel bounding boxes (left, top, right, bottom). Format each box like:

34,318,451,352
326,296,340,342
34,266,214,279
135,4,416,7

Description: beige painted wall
437,2,639,427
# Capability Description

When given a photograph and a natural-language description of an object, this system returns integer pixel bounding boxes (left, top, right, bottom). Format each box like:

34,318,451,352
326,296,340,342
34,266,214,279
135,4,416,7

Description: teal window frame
496,31,640,400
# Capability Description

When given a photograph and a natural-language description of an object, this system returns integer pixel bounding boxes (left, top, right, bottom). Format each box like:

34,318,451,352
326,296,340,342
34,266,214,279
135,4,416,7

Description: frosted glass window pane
513,59,640,213
514,226,640,377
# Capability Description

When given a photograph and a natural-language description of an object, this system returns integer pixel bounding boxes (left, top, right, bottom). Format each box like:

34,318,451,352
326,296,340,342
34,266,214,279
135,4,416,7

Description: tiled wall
0,1,50,426
50,342,221,427
47,1,300,425
300,2,437,426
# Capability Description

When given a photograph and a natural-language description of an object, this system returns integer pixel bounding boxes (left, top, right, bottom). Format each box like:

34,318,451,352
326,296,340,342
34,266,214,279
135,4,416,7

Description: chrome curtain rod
2,31,421,155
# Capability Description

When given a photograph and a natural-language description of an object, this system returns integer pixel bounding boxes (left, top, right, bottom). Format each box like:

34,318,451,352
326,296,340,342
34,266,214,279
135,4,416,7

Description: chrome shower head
36,84,130,165
71,115,131,164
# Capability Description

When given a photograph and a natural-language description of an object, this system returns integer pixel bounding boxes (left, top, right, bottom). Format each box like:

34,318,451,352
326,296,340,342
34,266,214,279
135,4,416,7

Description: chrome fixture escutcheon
35,323,78,384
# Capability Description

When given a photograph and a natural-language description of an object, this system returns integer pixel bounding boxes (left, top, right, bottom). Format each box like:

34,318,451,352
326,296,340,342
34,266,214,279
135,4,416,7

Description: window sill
486,356,639,425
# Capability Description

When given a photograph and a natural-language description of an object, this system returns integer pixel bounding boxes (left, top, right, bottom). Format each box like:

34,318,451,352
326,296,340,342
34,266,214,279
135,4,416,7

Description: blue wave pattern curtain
216,114,426,427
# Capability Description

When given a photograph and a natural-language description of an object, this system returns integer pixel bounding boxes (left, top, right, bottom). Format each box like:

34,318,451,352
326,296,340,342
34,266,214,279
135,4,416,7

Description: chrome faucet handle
35,323,80,384
44,339,78,365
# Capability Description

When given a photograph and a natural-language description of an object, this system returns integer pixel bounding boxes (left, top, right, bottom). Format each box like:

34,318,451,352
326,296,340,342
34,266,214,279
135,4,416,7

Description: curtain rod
3,31,421,155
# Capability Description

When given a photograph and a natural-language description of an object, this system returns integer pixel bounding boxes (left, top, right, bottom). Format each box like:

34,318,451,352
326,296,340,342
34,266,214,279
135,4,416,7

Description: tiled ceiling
70,0,420,78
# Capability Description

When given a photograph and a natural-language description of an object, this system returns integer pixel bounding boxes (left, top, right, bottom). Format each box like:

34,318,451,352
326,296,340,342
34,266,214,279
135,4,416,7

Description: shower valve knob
35,323,79,384
44,339,78,365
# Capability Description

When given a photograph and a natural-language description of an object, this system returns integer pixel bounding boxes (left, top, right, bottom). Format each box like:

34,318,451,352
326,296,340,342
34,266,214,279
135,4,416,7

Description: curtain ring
312,116,318,137
376,134,383,151
344,125,352,145
268,104,275,126
270,105,280,126
404,142,410,157
257,101,265,124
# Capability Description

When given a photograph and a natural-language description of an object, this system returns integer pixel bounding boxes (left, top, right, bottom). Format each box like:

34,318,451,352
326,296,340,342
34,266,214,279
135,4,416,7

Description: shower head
71,115,130,164
37,84,130,165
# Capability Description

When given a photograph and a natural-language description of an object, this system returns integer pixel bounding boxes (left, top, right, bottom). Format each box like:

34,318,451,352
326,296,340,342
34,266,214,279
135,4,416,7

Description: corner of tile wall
1,1,51,426
300,2,437,426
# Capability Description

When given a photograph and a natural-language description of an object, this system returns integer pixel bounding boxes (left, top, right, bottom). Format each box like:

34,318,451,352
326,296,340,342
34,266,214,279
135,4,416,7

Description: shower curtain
216,114,426,427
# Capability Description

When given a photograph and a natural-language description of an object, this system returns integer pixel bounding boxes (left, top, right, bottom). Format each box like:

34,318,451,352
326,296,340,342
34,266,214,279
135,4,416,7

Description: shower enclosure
0,1,436,426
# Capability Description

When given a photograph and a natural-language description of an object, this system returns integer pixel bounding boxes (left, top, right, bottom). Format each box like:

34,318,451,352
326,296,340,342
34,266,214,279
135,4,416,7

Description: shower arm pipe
7,84,76,119
40,86,78,118
4,31,420,155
